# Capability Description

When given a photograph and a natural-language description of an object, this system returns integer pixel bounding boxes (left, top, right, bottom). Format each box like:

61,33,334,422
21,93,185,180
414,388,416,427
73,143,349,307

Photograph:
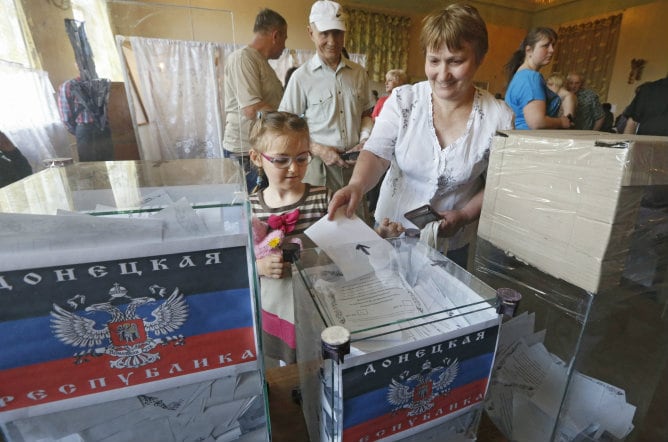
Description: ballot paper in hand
304,207,393,280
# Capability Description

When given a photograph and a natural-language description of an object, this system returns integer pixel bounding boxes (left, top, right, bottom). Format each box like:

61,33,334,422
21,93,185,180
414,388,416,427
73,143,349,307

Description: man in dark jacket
623,76,668,136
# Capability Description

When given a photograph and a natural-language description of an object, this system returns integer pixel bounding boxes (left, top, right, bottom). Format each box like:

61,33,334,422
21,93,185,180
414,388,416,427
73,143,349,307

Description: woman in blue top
504,28,572,130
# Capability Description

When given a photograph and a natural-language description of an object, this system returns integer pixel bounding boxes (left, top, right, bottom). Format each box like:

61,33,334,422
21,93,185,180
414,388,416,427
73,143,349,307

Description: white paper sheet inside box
479,131,668,293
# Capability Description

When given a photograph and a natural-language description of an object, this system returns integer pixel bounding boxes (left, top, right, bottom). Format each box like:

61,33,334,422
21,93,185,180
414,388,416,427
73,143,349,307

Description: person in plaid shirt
57,77,113,161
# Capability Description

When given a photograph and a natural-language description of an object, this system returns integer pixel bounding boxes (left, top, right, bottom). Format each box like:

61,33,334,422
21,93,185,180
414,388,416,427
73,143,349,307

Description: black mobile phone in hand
340,151,360,161
403,204,441,229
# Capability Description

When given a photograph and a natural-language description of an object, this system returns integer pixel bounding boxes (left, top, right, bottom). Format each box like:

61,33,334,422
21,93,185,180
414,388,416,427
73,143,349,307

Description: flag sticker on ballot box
0,246,257,416
341,324,498,441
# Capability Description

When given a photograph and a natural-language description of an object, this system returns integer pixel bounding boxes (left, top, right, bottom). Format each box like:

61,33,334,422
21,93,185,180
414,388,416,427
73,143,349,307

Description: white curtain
119,39,366,161
0,61,70,171
128,37,226,160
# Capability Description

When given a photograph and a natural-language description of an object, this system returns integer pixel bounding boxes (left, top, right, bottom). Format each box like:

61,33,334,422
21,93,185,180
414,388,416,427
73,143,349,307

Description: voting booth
292,237,502,442
0,160,270,441
475,131,668,441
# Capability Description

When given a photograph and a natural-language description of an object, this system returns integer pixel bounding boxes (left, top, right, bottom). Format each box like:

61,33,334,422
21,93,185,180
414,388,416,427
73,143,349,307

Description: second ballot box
293,237,503,442
475,131,668,441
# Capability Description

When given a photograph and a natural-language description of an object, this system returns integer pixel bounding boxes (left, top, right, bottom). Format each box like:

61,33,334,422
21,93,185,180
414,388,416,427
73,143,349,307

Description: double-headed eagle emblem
386,359,459,416
50,283,188,369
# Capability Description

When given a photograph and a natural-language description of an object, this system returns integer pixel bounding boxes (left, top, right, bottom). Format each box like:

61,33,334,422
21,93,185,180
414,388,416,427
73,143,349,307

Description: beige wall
20,0,76,90
137,0,317,52
19,0,668,116
21,0,320,90
607,1,668,112
476,23,527,97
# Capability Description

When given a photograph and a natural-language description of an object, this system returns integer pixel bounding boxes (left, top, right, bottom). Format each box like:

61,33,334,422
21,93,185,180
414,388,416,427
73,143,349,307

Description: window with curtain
0,0,38,68
551,14,622,101
0,0,68,169
342,8,410,83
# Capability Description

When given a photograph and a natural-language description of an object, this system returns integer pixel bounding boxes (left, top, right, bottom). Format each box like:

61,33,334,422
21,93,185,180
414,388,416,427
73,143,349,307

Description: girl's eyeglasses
260,152,312,169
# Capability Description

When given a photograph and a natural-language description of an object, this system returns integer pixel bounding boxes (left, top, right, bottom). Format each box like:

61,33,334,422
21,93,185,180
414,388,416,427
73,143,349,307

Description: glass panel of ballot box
474,131,668,442
0,160,269,442
292,237,503,442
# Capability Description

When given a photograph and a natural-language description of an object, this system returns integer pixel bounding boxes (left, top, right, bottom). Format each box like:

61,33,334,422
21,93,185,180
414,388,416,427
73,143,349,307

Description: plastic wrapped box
475,131,668,441
478,130,668,293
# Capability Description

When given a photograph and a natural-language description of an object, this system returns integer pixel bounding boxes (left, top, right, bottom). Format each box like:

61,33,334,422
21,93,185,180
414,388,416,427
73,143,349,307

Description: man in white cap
279,0,374,215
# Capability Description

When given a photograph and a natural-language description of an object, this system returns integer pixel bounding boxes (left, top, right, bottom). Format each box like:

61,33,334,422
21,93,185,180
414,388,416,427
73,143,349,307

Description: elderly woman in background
504,27,572,130
328,3,514,268
371,69,409,119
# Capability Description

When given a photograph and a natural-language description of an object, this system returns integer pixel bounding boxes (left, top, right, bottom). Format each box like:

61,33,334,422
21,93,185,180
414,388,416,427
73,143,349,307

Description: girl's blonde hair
547,73,565,89
249,111,310,153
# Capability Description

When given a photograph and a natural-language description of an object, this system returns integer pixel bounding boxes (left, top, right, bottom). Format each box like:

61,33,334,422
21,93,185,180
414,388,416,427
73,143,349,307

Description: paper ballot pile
485,313,636,441
3,372,267,442
479,131,668,293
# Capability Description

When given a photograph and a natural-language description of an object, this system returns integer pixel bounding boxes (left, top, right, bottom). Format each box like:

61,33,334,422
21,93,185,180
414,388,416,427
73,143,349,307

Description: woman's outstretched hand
328,184,364,220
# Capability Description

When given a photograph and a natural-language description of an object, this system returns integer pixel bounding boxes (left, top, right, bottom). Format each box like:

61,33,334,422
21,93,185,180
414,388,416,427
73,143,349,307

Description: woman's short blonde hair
386,69,408,85
420,3,488,63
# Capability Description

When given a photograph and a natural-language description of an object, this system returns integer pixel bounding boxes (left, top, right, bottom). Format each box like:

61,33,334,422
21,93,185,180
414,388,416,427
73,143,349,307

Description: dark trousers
447,244,470,270
75,124,113,162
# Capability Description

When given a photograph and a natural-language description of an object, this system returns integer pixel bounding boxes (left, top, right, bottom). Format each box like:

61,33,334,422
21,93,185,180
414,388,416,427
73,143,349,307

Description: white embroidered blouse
364,81,514,250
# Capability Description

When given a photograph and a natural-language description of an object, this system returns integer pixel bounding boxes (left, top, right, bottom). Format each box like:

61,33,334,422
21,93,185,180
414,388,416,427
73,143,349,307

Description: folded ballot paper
485,312,636,441
479,131,668,293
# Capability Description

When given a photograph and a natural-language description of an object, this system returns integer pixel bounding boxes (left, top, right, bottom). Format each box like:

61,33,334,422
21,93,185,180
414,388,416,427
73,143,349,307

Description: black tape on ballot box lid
496,288,522,318
321,326,351,364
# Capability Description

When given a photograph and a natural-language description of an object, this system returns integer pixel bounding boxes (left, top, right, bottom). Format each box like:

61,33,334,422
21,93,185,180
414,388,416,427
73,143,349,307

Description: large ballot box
293,237,502,442
475,131,668,441
0,160,269,441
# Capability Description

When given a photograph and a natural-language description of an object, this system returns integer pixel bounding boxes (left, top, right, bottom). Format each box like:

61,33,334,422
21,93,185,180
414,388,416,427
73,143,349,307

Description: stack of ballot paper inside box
3,372,267,442
478,131,668,293
485,312,636,441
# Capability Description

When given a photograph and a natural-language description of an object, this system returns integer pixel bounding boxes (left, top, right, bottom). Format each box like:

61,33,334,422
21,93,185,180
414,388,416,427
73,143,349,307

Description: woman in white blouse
328,3,514,268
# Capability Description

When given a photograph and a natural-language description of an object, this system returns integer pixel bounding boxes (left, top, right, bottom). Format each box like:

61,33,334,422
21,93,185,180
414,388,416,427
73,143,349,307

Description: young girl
248,111,331,365
546,73,577,120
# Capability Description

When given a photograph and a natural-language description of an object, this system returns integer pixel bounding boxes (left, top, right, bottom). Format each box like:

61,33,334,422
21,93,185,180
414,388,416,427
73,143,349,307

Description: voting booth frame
293,238,503,442
0,160,272,441
474,131,668,442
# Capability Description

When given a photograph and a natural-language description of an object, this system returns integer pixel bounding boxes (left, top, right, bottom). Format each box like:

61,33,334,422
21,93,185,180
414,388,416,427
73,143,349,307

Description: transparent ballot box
0,160,269,441
292,238,502,442
475,131,668,441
